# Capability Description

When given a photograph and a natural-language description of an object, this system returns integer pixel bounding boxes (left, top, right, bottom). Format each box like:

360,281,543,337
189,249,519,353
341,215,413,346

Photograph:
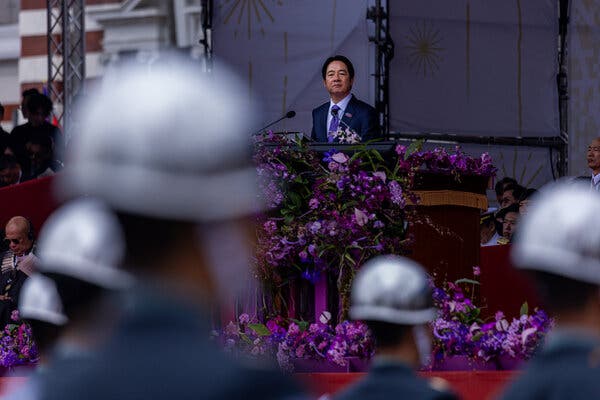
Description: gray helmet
19,274,68,326
36,198,132,289
512,182,600,285
57,57,262,222
350,255,436,325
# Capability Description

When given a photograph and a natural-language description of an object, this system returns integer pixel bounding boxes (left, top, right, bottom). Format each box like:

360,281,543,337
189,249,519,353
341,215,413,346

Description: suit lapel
317,102,329,141
341,95,356,130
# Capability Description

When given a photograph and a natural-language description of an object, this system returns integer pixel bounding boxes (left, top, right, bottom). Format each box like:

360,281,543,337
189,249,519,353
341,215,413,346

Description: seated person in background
480,209,501,246
25,133,62,179
499,183,526,209
518,188,537,216
10,92,64,168
494,177,518,205
311,55,381,142
0,217,38,327
496,204,520,245
0,155,23,187
335,255,457,400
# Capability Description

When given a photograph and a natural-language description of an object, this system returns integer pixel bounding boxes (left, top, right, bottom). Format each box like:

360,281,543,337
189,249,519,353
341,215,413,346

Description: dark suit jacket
335,361,457,400
499,335,600,400
311,95,381,142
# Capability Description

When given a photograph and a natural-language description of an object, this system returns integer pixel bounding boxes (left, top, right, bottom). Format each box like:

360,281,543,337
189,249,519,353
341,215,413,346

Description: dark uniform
335,360,457,400
39,284,304,400
500,333,600,400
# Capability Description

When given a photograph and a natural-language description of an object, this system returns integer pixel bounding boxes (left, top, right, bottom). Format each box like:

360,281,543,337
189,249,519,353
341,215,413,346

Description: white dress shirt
591,173,600,191
326,93,352,133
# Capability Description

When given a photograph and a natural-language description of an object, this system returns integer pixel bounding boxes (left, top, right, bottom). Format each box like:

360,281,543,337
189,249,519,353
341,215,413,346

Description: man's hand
0,295,11,301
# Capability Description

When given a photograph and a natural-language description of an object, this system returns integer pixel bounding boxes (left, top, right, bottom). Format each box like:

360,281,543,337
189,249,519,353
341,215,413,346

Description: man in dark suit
311,55,381,142
587,137,600,191
335,255,456,400
500,183,600,399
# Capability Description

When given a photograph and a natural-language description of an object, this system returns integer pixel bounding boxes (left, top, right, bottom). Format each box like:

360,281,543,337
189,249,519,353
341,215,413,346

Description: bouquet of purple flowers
0,311,38,369
213,313,375,372
431,267,552,368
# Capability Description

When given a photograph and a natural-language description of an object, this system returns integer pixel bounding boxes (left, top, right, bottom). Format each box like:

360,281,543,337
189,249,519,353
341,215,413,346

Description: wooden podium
408,174,489,283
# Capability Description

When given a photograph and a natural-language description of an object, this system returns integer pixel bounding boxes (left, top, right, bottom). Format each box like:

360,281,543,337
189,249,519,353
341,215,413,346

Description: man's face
5,224,32,256
0,167,20,187
587,139,600,174
500,190,517,208
27,143,51,172
28,108,46,127
323,60,353,102
502,211,519,241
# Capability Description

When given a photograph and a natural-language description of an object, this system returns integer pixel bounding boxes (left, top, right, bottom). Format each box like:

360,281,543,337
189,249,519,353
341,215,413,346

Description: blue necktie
328,105,340,143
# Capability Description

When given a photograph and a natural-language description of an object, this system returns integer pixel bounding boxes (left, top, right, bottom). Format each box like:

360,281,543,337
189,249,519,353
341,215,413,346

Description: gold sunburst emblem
218,0,283,39
497,149,545,188
404,20,444,77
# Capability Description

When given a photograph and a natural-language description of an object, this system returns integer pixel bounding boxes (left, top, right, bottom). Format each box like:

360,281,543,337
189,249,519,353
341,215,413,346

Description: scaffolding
47,0,85,141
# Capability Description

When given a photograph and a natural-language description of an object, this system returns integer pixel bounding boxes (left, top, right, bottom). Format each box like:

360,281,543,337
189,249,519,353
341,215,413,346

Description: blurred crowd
0,90,63,188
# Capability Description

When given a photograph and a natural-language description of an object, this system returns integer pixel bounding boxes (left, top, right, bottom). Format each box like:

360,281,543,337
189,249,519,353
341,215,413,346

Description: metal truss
368,0,393,137
47,0,85,141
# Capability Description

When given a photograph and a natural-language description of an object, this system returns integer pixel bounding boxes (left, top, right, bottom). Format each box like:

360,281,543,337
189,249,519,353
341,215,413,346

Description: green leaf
247,323,271,337
284,215,294,225
288,191,302,208
520,302,529,316
290,319,310,331
239,333,253,344
454,278,480,286
343,252,357,266
404,139,424,160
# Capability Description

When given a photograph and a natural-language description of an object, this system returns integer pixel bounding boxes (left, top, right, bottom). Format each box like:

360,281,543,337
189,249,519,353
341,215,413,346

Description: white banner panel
212,0,373,135
568,0,600,176
389,1,559,137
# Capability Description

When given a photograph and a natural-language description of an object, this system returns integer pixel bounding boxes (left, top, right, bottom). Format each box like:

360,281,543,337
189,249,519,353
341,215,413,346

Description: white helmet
350,255,436,325
57,57,262,222
36,198,132,289
512,181,600,285
19,274,68,326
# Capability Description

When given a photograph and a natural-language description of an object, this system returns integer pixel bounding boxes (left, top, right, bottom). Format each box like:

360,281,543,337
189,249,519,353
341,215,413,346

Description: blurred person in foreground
334,255,457,400
500,183,600,399
3,199,130,400
43,56,303,400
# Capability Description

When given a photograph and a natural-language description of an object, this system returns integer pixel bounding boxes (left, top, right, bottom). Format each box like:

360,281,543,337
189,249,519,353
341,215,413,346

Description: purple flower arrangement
431,267,552,368
213,313,375,372
253,134,496,319
0,311,38,369
395,143,496,179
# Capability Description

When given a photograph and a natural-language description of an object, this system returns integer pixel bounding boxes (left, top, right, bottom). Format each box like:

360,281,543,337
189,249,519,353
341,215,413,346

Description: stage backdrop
212,0,374,136
388,0,560,138
568,0,600,176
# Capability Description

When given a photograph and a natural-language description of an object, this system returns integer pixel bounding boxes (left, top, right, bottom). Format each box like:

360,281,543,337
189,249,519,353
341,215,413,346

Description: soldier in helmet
3,198,128,400
334,255,457,400
500,183,600,399
40,57,303,400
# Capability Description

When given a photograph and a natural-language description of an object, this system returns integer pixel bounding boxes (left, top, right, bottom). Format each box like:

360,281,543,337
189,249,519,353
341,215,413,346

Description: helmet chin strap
412,324,432,368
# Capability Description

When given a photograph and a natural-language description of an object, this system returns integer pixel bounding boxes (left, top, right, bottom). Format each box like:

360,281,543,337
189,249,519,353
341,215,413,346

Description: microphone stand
253,111,296,135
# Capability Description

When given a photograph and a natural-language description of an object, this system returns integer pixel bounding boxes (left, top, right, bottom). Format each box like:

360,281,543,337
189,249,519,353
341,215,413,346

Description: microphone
253,111,296,135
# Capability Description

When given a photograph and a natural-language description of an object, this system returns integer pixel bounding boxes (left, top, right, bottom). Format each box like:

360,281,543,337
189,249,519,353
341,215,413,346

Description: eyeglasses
4,238,20,245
